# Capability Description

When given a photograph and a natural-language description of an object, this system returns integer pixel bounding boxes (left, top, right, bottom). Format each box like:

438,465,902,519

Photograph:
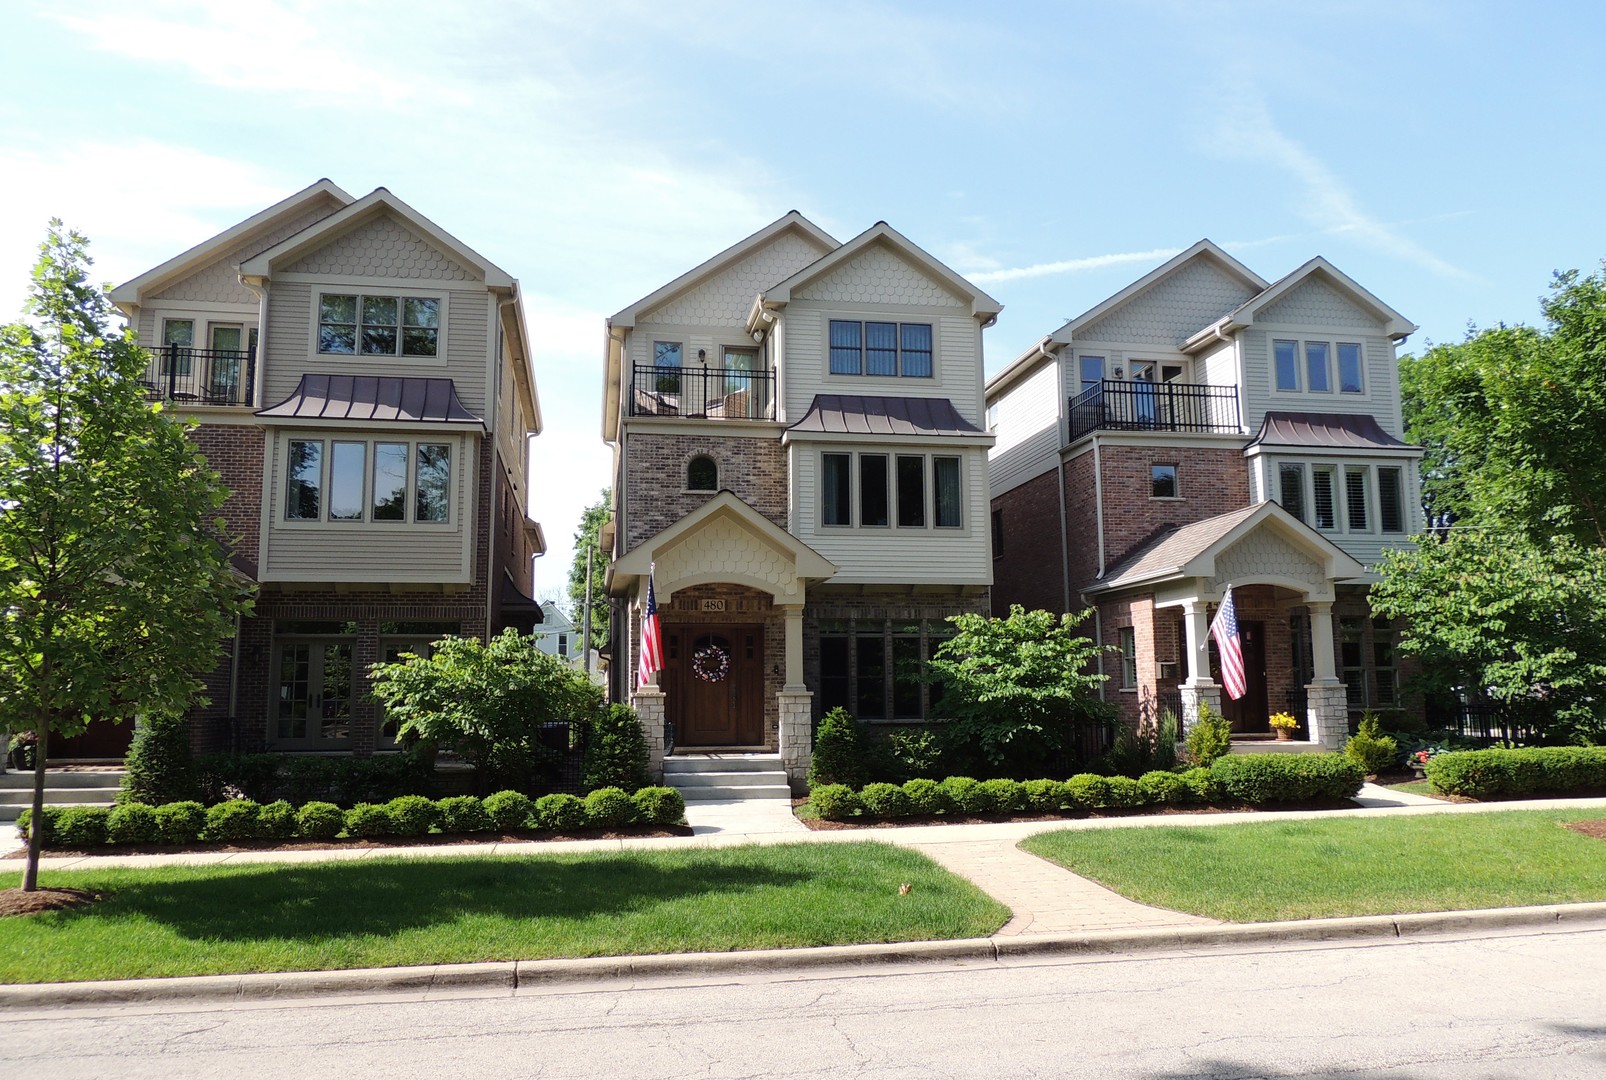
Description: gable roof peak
1048,239,1267,345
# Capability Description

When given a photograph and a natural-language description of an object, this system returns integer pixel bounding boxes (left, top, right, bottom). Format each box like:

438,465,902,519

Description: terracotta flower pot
1273,728,1293,742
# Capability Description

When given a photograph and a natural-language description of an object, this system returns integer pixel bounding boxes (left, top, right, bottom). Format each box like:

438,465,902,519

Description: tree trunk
22,715,49,892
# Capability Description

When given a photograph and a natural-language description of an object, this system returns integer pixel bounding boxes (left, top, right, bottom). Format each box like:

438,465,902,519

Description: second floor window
286,437,452,524
1274,338,1364,394
319,294,439,357
829,320,933,377
820,450,963,530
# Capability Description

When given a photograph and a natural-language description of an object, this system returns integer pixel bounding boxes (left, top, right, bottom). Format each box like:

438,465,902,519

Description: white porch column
781,604,806,691
1178,598,1220,735
1304,600,1347,749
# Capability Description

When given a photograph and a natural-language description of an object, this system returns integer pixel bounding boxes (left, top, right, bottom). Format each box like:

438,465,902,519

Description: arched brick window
687,455,718,492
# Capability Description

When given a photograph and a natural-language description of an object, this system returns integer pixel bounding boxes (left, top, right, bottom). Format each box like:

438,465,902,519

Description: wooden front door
666,624,765,747
1216,619,1269,732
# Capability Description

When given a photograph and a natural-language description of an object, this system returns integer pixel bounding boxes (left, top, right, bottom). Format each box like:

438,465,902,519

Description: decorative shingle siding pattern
285,212,477,280
641,232,832,326
1078,260,1259,347
152,197,342,303
1209,531,1326,593
657,518,803,601
793,244,968,308
623,432,788,550
1258,278,1384,329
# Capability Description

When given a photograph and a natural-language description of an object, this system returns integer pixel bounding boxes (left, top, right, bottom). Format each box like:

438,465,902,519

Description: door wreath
691,643,731,682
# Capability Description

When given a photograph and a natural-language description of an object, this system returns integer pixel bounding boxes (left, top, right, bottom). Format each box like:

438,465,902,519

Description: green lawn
1021,810,1606,922
1387,779,1447,797
0,842,1008,984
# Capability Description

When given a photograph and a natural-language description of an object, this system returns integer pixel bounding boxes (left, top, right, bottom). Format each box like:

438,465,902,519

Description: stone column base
631,688,668,783
778,690,814,792
1306,683,1349,750
1178,682,1222,736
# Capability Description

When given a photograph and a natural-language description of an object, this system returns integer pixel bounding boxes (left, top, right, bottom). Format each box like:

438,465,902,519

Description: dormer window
687,455,718,491
319,294,439,357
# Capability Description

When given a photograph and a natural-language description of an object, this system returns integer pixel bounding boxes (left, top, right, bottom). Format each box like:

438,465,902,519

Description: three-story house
986,241,1421,748
601,213,1001,787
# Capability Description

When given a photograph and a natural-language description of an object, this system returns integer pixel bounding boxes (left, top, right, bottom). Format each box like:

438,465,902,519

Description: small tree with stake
0,224,249,892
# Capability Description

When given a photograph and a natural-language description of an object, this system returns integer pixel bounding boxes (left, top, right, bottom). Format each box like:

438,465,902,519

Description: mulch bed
1563,819,1606,841
792,799,1357,830
3,824,694,860
0,887,102,918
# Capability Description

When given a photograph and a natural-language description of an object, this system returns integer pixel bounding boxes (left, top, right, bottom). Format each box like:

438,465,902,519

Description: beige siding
1239,329,1404,438
260,430,476,583
1194,336,1238,388
283,211,476,280
782,306,980,424
639,231,831,326
988,361,1060,496
789,443,991,585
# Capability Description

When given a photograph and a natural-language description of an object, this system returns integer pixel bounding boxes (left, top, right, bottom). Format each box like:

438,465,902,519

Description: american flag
1210,586,1247,700
637,567,664,689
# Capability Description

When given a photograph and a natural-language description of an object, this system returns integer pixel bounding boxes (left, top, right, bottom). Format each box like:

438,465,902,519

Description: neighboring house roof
1087,501,1366,596
760,221,1003,322
1185,256,1418,349
1247,411,1420,453
238,187,514,288
110,178,353,309
787,394,988,439
256,375,483,426
536,601,575,632
987,239,1265,398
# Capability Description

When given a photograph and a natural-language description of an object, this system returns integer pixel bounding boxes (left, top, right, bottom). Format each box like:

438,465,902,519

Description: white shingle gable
285,212,476,280
1079,259,1259,346
1257,277,1387,329
793,243,968,308
641,232,830,325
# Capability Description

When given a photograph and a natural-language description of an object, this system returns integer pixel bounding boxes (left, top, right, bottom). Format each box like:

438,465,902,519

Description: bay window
285,436,452,524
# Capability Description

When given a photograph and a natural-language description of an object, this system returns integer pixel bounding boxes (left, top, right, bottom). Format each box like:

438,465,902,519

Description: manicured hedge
808,753,1367,822
1426,746,1606,799
15,786,689,848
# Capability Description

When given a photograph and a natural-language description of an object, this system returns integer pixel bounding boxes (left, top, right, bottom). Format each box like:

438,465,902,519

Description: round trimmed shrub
344,802,393,838
154,801,207,844
436,795,494,834
809,784,861,821
939,776,979,812
258,800,298,840
859,782,913,819
1138,771,1187,805
1062,774,1111,810
902,778,954,816
106,803,161,845
55,806,111,847
483,790,535,830
204,800,263,842
1179,768,1220,803
19,807,67,845
296,801,345,840
583,786,636,829
1022,778,1062,812
384,795,440,836
534,792,586,831
631,786,685,826
1103,775,1146,808
976,778,1027,814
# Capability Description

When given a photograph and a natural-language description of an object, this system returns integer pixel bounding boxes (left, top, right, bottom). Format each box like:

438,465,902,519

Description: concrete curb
7,901,1606,1010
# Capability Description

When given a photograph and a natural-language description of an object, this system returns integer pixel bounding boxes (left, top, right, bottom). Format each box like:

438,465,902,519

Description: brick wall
622,431,787,549
190,424,265,564
1097,443,1249,572
1063,451,1100,597
989,468,1065,616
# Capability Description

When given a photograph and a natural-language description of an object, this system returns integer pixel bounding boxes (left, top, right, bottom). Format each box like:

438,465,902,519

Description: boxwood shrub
1427,746,1606,798
384,795,440,836
204,799,263,842
938,776,978,811
1103,775,1146,808
1138,770,1187,805
55,806,111,848
1022,778,1062,813
344,802,393,838
107,802,162,844
859,782,912,818
436,795,494,834
154,801,207,844
903,778,954,816
810,783,860,821
584,786,637,829
534,792,586,831
16,807,61,844
259,800,298,840
296,801,345,840
1209,753,1364,803
483,790,535,831
1062,774,1110,810
631,786,685,826
1180,767,1220,803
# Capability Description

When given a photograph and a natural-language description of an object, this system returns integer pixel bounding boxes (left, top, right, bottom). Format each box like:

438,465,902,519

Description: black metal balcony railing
628,363,775,421
1067,379,1240,442
139,345,256,407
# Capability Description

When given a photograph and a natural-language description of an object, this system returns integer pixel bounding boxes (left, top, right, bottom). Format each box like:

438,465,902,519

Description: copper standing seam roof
255,375,483,424
1248,411,1416,451
787,394,986,437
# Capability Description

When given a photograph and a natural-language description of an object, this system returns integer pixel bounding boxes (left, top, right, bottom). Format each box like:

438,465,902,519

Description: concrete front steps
663,753,791,803
0,768,125,822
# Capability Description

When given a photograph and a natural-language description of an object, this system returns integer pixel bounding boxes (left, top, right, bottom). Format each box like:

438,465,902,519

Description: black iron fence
629,363,775,420
139,345,256,406
1068,379,1240,442
1425,694,1546,744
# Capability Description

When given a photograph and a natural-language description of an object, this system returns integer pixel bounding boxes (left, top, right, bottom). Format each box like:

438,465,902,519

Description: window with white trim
1119,627,1137,689
820,450,963,530
829,320,934,377
319,294,439,357
285,436,452,524
1275,461,1411,536
1273,337,1366,394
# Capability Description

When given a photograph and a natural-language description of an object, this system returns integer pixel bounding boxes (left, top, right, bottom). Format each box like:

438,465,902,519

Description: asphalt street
5,926,1604,1079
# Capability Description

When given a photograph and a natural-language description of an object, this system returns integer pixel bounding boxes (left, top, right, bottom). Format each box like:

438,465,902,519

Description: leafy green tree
1371,532,1606,744
927,606,1113,776
0,224,249,890
566,489,612,652
368,629,603,793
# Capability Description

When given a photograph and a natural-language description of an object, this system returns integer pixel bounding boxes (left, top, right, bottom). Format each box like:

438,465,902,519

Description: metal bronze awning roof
787,394,985,438
1248,411,1416,451
256,375,482,425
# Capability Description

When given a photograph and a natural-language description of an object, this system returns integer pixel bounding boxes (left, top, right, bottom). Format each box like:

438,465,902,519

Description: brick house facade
987,241,1423,747
108,181,544,758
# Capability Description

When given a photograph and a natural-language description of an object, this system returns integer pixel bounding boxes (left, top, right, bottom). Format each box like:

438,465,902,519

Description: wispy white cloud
967,247,1184,284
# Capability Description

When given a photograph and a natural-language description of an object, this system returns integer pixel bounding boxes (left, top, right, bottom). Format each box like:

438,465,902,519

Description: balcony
139,345,256,407
1067,379,1240,443
628,363,775,421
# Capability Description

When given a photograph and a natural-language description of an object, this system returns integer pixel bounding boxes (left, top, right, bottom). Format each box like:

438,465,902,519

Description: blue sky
3,1,1603,599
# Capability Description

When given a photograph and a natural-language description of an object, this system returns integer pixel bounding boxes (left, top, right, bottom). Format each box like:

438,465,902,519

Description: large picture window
817,618,950,720
1273,337,1366,395
820,450,966,530
319,294,439,357
1277,460,1412,536
828,320,935,377
285,436,452,524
